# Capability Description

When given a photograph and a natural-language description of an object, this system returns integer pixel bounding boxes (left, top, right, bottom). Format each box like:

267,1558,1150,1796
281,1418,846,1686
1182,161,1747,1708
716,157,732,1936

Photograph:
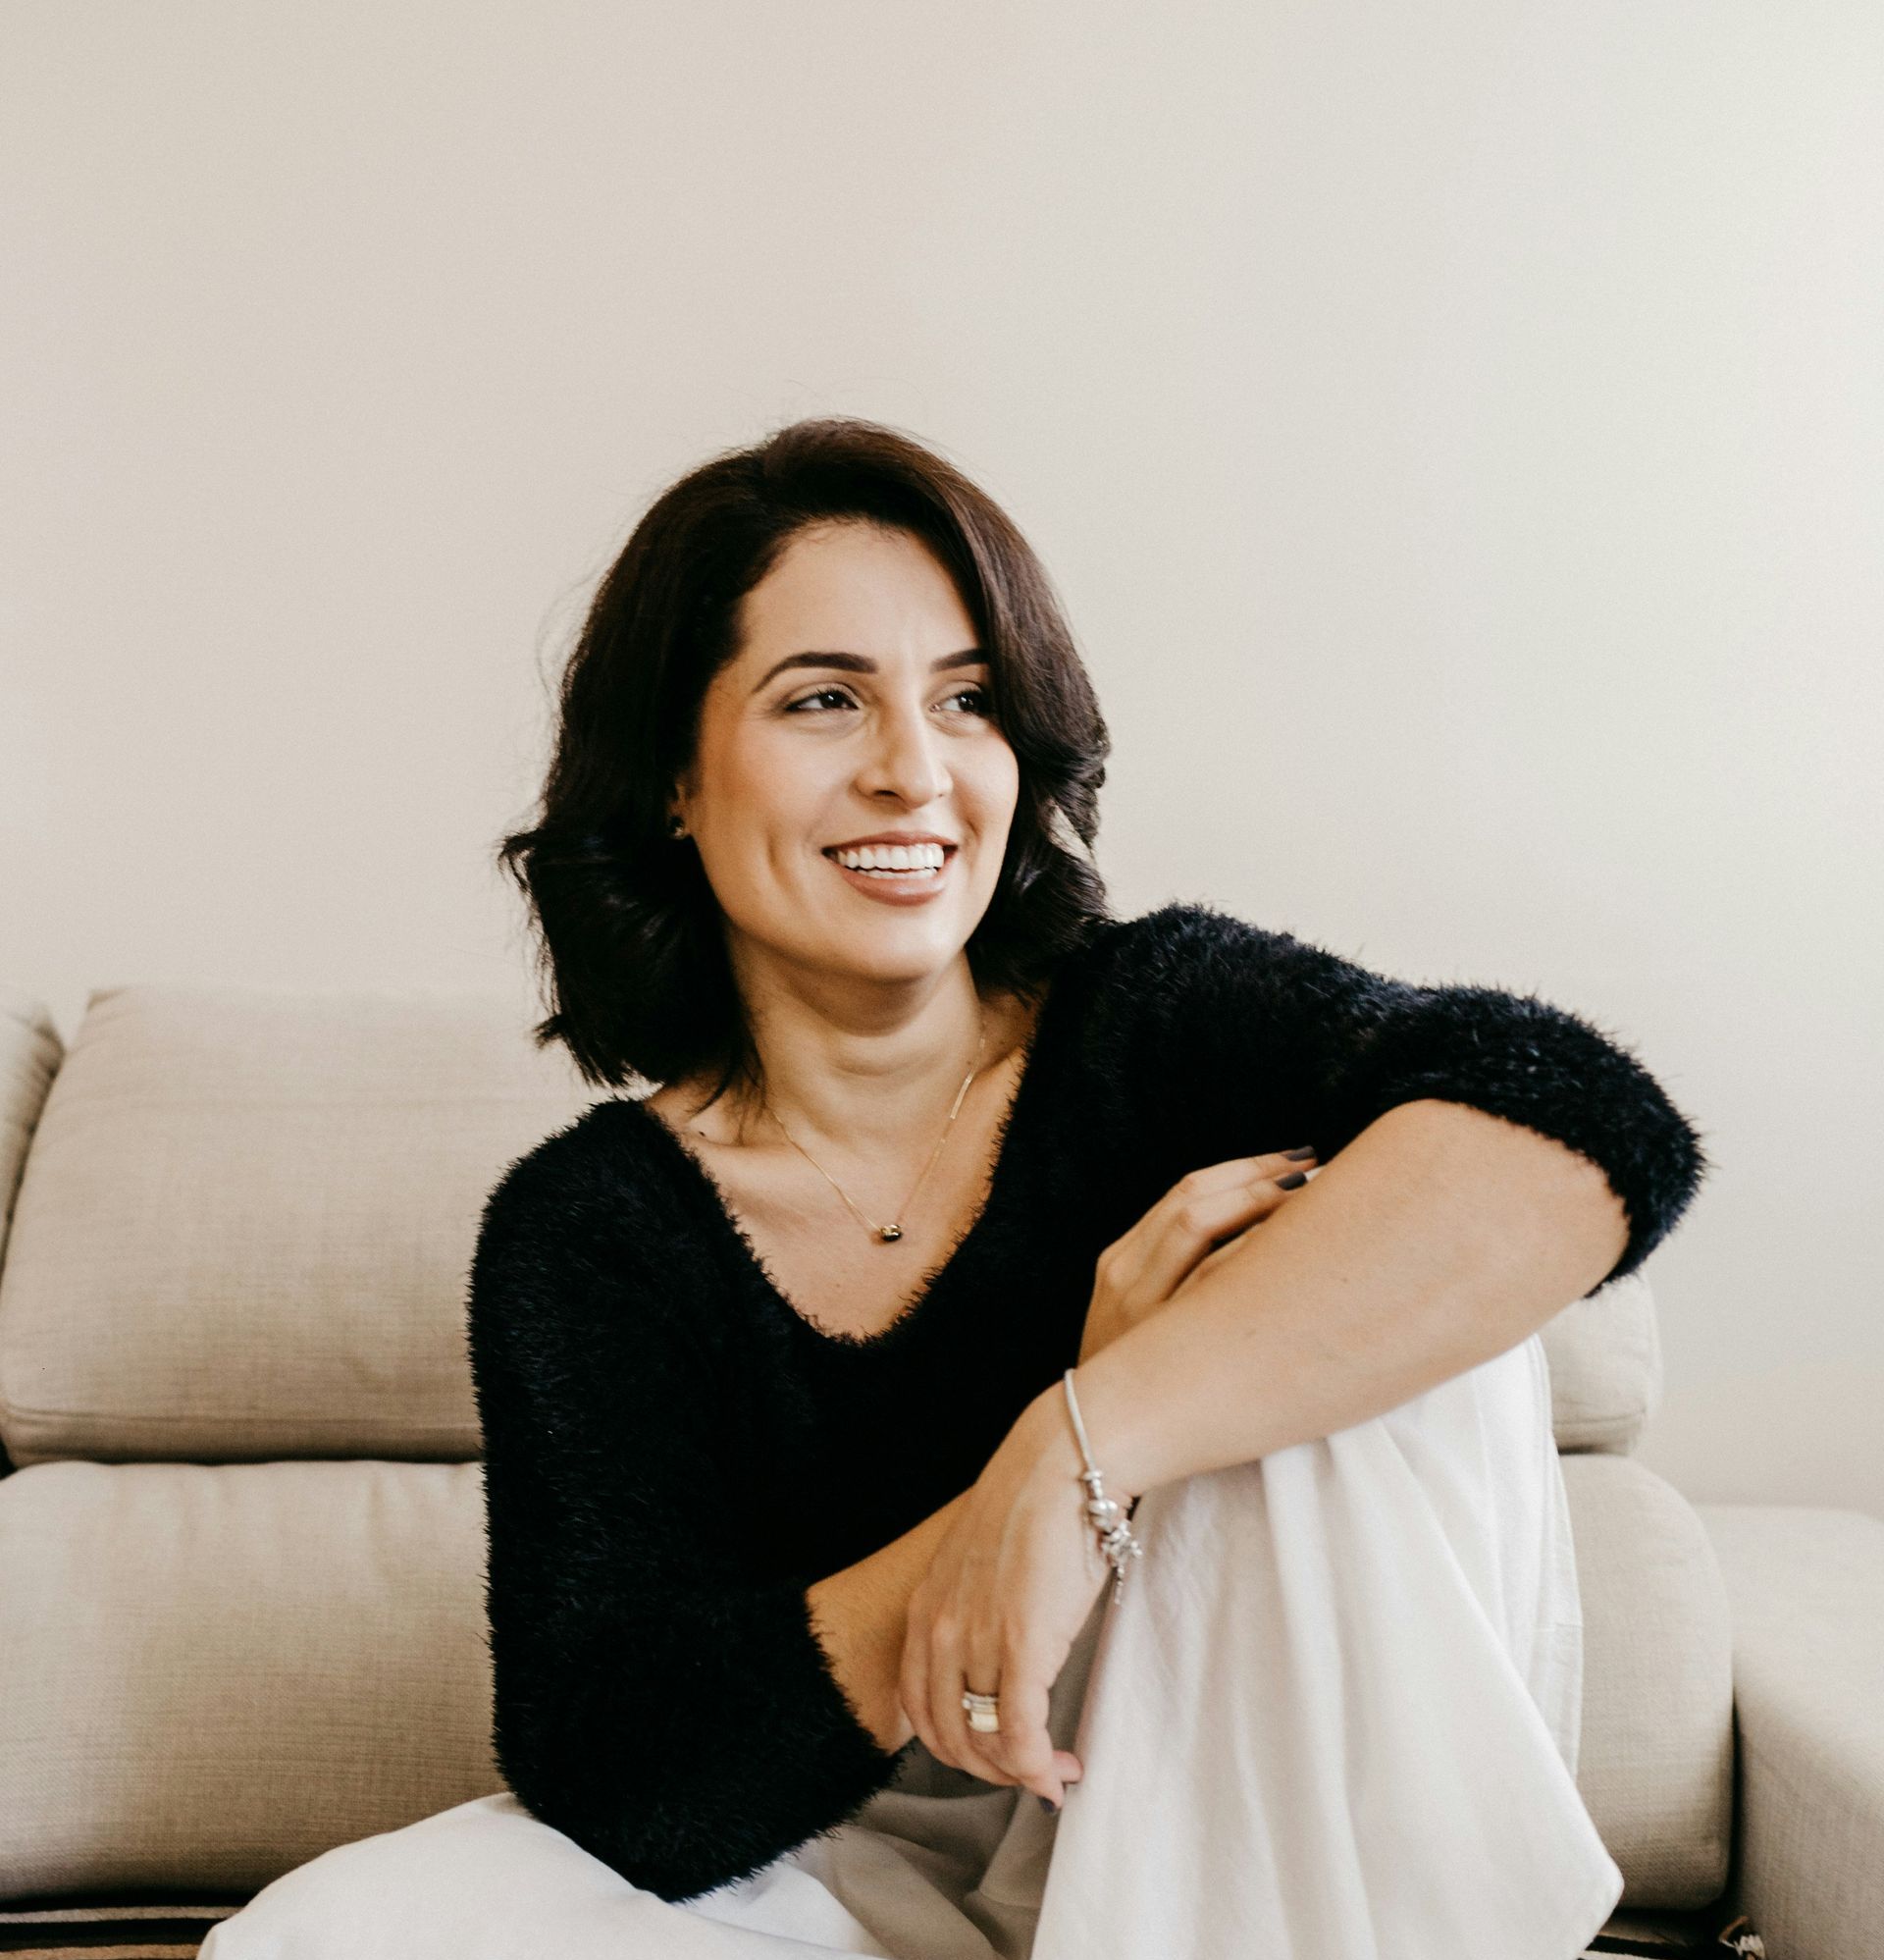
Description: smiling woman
199,416,1705,1960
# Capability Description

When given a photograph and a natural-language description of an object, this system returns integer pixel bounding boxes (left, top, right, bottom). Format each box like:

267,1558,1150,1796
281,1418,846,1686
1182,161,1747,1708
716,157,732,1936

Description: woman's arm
807,1492,969,1755
468,1139,912,1906
1056,1096,1630,1500
1084,903,1710,1298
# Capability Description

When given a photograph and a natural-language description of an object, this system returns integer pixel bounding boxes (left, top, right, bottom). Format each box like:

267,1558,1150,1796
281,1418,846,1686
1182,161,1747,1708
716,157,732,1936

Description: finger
899,1604,948,1772
925,1606,977,1777
1187,1166,1321,1259
1105,1150,1315,1273
1168,1149,1318,1199
952,1623,1015,1786
1178,1165,1324,1293
968,1677,1059,1803
989,1654,1063,1804
1126,1168,1313,1301
951,1606,1030,1788
1182,1219,1271,1292
959,1614,1057,1794
951,1641,1058,1800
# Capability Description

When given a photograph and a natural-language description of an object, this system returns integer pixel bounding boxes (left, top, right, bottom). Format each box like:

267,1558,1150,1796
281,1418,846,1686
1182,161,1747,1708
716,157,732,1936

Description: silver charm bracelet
1060,1365,1144,1603
958,1367,1146,1739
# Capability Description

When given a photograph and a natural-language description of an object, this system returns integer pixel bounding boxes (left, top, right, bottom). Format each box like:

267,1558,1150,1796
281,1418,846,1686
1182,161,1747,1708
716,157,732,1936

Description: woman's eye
784,684,994,717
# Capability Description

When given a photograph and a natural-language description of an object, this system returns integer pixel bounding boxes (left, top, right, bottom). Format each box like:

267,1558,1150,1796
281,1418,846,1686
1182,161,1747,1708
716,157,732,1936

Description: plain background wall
4,2,1879,1515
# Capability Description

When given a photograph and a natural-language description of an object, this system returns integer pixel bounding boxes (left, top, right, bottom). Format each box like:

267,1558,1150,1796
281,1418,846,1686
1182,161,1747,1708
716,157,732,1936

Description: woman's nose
861,701,951,804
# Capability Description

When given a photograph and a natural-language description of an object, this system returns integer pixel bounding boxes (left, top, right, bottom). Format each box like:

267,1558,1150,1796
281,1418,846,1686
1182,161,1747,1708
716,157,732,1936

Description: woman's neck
673,976,1036,1164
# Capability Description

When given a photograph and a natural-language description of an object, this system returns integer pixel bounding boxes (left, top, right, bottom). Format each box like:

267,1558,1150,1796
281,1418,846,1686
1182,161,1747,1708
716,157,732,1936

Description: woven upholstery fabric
0,983,593,1465
1539,1272,1662,1455
0,991,60,1281
1697,1503,1884,1960
0,1457,498,1897
1564,1455,1734,1909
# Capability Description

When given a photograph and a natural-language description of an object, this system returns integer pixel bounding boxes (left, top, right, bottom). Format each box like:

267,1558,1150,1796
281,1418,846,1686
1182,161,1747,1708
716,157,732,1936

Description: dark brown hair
497,415,1113,1098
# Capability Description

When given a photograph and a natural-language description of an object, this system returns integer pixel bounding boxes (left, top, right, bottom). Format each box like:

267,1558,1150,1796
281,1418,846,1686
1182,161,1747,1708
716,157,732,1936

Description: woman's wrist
1018,1373,1144,1512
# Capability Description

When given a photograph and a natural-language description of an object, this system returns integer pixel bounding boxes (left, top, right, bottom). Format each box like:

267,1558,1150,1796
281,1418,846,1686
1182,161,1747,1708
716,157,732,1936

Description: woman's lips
823,850,955,906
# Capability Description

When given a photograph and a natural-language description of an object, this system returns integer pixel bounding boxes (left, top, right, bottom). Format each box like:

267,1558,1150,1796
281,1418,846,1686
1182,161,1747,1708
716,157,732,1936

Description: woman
202,417,1708,1959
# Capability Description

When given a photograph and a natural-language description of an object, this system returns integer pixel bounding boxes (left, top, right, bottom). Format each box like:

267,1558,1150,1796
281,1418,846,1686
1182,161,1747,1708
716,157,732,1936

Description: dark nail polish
1276,1170,1308,1189
1283,1147,1316,1160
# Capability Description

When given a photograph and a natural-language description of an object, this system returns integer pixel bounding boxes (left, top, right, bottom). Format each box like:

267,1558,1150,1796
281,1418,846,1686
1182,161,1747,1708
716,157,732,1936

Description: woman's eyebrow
752,648,985,693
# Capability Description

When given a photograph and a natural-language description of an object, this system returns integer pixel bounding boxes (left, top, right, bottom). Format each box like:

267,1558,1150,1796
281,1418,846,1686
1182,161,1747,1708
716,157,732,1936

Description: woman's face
672,520,1020,994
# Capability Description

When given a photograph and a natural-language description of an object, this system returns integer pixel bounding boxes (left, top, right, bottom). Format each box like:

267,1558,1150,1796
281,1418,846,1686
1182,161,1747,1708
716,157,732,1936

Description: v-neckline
621,977,1069,1353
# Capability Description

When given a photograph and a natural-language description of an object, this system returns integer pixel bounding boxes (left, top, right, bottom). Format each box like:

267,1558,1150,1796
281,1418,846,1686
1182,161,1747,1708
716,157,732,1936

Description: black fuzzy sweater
464,901,1708,1905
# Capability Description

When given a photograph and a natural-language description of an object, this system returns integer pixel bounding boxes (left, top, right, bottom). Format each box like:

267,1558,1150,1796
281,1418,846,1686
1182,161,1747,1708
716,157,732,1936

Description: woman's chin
813,916,977,981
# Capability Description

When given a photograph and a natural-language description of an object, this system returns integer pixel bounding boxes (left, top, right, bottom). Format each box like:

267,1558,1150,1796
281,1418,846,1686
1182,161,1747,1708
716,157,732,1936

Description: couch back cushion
0,983,1663,1465
1540,1272,1663,1454
0,984,592,1465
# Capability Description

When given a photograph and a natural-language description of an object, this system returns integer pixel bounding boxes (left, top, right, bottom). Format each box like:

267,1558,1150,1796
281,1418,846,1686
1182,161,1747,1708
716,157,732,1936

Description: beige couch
0,980,1876,1957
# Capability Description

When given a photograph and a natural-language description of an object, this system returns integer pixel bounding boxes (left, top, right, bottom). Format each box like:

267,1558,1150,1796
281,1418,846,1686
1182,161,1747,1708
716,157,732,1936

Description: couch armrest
1694,1503,1884,1960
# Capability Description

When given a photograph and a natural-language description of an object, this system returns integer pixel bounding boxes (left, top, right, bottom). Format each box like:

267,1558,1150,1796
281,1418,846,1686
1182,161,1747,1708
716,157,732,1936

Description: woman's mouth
821,844,956,905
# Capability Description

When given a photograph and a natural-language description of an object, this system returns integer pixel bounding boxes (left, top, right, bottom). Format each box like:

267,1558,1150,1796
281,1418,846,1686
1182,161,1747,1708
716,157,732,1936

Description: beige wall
5,3,1879,1513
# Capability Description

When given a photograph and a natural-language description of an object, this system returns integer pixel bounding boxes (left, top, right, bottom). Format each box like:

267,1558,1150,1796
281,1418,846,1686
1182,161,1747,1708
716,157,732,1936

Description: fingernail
1283,1147,1316,1160
1276,1170,1308,1189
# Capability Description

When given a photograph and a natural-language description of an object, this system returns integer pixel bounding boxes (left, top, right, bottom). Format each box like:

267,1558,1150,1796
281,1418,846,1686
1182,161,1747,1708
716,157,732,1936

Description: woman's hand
1076,1146,1320,1366
897,1386,1112,1808
897,1146,1321,1809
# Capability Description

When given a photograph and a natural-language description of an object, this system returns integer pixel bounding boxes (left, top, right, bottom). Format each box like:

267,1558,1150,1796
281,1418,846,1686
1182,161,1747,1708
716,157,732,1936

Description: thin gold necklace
759,1005,990,1244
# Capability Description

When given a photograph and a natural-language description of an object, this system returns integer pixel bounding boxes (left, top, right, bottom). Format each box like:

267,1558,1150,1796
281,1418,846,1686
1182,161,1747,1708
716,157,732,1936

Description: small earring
668,814,687,839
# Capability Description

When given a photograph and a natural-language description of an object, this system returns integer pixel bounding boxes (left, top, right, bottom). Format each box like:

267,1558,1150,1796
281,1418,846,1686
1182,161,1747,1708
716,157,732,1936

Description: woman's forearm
1067,1097,1631,1500
806,1491,971,1754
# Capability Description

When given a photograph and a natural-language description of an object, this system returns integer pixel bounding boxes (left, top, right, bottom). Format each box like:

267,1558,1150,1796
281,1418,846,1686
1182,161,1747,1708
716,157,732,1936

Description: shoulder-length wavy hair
497,415,1114,1098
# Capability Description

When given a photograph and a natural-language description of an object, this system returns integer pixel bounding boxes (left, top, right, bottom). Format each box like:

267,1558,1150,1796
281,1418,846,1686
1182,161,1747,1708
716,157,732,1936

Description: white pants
200,1334,1623,1960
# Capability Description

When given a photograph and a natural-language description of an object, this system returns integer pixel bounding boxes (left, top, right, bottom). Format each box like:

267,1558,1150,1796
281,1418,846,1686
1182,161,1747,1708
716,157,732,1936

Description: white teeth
829,843,947,873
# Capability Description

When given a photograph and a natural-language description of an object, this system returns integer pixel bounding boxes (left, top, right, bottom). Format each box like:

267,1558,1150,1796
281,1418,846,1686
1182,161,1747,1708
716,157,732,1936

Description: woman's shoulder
1070,898,1281,976
482,1095,658,1212
1100,898,1290,962
1059,899,1284,1030
473,1098,708,1306
1029,903,1274,1128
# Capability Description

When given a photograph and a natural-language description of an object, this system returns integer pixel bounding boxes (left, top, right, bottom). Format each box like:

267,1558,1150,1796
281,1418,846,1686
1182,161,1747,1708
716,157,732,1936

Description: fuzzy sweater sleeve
465,1138,906,1905
1096,902,1711,1295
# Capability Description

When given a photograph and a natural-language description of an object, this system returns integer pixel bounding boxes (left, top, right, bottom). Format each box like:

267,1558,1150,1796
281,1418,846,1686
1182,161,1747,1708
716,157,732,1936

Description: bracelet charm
1061,1368,1145,1602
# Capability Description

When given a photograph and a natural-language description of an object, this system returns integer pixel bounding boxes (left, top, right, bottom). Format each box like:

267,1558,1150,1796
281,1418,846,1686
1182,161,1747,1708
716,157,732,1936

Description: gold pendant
878,1223,903,1243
